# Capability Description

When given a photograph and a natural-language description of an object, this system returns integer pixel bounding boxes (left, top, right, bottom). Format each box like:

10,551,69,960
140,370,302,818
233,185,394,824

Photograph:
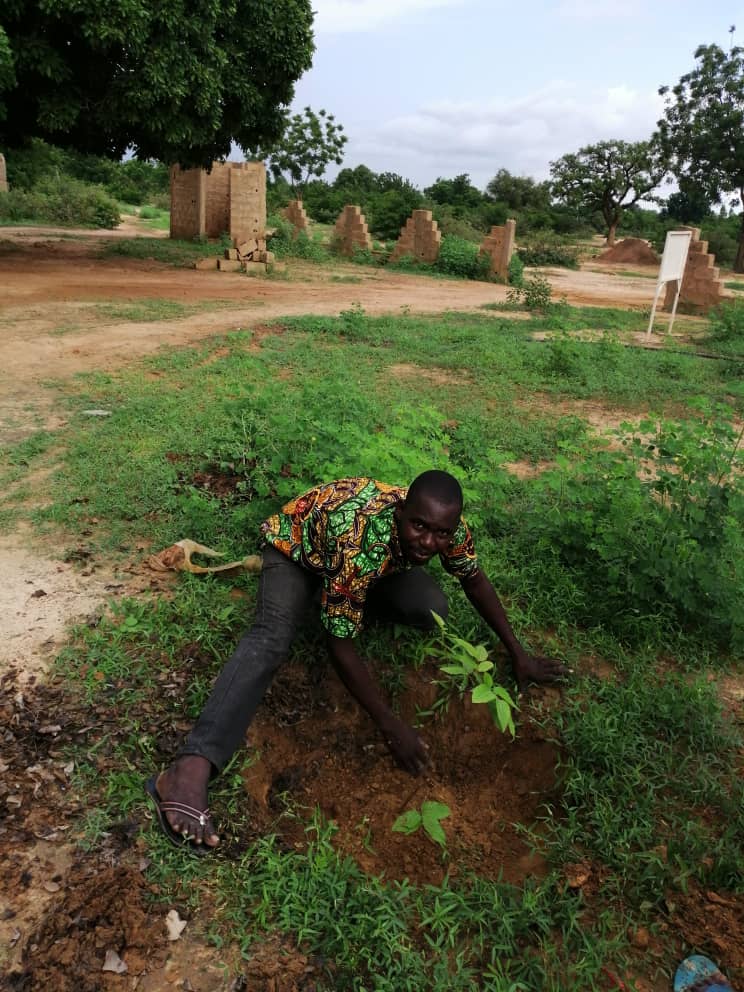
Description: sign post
647,230,692,336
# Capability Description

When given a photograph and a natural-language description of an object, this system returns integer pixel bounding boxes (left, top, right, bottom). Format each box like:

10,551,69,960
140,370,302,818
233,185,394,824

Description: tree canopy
0,0,315,167
657,39,744,271
550,140,665,245
486,169,551,213
260,107,347,195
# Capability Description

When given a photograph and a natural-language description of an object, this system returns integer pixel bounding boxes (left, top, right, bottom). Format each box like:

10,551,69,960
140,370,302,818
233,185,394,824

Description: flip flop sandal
674,954,735,992
144,775,215,857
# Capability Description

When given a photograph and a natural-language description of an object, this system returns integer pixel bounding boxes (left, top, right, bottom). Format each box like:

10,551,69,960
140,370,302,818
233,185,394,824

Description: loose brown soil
1,224,742,989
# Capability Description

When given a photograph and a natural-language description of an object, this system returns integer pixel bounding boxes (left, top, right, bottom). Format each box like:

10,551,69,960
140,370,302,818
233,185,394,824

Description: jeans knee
416,592,448,630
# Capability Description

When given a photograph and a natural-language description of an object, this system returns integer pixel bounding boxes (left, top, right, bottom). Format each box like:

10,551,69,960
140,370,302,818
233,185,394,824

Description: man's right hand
382,718,430,776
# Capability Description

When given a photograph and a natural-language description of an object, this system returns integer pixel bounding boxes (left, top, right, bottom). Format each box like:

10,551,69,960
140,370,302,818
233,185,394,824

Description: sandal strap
158,801,211,822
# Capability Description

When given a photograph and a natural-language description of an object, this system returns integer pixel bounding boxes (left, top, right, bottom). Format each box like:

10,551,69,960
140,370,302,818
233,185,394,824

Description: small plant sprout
430,612,518,737
392,801,451,849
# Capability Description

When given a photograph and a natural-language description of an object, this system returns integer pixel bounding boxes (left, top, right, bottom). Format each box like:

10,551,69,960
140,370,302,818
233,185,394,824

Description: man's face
395,493,461,566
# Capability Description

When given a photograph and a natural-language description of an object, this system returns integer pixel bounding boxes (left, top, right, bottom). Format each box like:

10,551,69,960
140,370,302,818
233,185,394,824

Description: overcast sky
290,0,743,191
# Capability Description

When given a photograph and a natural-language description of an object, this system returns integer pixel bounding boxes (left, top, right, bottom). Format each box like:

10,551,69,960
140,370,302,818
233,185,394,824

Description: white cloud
350,82,666,186
312,0,468,34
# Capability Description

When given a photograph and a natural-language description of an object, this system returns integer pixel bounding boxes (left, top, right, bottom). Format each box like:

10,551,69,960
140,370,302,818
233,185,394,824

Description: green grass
98,236,228,266
138,205,171,231
3,301,743,990
724,279,744,292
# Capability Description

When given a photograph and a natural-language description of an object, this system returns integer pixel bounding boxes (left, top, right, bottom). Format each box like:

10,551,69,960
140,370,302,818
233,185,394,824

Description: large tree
657,39,744,271
0,0,314,168
550,140,665,245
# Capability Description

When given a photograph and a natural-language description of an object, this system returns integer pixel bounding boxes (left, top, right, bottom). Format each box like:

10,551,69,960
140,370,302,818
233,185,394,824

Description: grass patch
724,279,744,292
99,236,227,267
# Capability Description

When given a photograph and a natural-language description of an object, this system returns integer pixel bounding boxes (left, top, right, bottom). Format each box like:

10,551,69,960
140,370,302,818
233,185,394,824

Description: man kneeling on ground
147,470,567,852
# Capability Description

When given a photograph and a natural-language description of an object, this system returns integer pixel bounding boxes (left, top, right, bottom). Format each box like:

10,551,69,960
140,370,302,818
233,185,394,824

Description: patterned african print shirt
261,477,478,639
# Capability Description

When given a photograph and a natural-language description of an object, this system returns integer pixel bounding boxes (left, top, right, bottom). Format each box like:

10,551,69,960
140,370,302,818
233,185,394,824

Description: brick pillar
228,162,267,248
332,205,372,256
390,209,441,263
0,153,8,193
479,219,516,280
663,226,724,314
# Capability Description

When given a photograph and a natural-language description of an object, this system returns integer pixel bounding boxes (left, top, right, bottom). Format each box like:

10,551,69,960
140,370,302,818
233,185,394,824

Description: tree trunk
606,222,617,247
736,191,744,274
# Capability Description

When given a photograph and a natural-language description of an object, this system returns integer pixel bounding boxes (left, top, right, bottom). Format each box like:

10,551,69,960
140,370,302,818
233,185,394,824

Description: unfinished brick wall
390,209,441,263
0,154,7,193
332,205,372,256
479,219,516,281
170,161,266,246
228,162,266,247
664,227,724,313
204,161,231,238
282,199,310,236
169,165,205,239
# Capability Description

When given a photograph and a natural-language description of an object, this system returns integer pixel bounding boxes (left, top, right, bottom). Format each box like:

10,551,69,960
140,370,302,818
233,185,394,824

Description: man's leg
365,567,448,630
153,548,319,845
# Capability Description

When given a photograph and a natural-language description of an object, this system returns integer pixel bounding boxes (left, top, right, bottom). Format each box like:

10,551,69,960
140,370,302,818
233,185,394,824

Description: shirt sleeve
441,518,478,579
320,569,371,639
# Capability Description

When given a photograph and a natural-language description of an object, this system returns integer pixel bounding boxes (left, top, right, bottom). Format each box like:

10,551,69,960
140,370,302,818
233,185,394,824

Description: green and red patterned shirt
261,477,478,638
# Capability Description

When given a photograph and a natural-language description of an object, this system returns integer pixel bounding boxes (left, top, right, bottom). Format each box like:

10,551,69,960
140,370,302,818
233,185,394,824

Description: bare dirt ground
1,225,741,990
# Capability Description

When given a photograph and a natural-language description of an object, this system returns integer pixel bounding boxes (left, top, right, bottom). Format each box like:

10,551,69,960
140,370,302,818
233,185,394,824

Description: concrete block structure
390,209,441,264
479,219,516,281
332,205,373,257
282,199,310,236
664,227,724,313
0,153,7,193
170,161,266,247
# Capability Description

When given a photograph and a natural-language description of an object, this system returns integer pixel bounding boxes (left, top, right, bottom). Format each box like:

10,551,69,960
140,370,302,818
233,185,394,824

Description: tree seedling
430,612,518,737
392,801,451,849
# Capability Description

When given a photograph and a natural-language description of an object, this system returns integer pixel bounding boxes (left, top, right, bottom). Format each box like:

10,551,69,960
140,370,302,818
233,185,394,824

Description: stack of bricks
479,219,516,281
332,205,373,257
170,160,266,249
213,238,275,273
390,209,441,264
664,227,724,313
0,153,7,193
282,199,310,236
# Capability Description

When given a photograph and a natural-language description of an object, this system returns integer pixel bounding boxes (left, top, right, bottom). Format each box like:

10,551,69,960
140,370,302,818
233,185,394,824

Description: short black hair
407,470,463,511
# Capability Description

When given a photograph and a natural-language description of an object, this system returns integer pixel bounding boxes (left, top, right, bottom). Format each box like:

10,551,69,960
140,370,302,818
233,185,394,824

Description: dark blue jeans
179,547,448,772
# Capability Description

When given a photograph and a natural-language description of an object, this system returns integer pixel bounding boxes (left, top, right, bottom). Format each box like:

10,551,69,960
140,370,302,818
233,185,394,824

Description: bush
708,300,744,342
0,175,120,228
435,235,491,280
517,238,579,269
266,215,328,261
507,254,524,287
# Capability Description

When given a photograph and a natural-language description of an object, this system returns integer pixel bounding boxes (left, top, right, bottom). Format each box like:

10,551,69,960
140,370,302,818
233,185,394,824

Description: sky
289,0,744,192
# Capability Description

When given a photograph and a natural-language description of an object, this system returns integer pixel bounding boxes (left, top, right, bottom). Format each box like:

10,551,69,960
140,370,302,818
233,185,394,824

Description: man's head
395,470,463,566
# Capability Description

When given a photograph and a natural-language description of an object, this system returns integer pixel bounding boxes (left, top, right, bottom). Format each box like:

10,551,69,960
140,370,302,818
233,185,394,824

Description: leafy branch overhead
257,107,348,196
0,0,315,168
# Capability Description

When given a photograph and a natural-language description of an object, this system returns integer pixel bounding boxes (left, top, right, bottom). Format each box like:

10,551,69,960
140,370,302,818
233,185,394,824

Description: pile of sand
598,237,660,265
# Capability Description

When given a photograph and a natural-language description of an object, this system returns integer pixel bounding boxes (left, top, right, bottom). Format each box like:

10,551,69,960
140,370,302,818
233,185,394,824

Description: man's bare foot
154,755,220,848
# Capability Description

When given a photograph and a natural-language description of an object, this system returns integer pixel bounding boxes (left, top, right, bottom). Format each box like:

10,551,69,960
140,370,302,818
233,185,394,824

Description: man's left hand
512,654,570,692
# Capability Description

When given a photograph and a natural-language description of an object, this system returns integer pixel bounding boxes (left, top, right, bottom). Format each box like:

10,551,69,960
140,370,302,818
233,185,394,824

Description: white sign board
647,230,692,336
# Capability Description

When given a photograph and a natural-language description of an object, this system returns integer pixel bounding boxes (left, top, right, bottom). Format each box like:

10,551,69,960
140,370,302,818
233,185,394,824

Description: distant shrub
517,239,579,269
435,235,491,280
0,175,120,228
267,215,328,261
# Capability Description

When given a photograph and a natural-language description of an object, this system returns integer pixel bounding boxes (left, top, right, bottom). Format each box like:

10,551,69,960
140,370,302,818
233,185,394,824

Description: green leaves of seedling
430,612,518,737
392,801,451,848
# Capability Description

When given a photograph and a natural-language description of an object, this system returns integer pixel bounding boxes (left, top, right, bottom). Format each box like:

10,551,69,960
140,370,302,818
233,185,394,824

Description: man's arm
459,567,568,691
326,633,430,776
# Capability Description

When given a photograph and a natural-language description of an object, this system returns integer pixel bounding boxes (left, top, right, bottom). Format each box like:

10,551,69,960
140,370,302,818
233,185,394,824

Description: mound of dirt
598,238,660,265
